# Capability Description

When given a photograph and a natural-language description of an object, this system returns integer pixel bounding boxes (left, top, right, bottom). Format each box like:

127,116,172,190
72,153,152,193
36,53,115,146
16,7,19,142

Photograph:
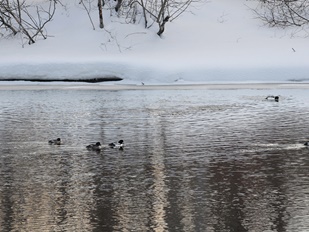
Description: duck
304,142,309,146
86,142,102,151
48,138,61,145
109,140,124,149
266,95,279,102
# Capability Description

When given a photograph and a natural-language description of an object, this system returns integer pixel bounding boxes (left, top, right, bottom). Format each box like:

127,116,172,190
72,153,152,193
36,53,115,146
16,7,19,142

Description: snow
1,0,309,84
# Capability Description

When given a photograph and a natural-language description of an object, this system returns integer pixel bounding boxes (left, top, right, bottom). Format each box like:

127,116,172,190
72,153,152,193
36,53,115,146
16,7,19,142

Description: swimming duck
48,138,61,145
304,142,309,146
86,142,102,151
109,140,124,149
266,95,279,102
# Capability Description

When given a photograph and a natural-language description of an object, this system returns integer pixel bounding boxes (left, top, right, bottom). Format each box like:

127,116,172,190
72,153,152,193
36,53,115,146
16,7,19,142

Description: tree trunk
140,0,148,28
115,0,123,12
157,16,169,36
98,0,104,28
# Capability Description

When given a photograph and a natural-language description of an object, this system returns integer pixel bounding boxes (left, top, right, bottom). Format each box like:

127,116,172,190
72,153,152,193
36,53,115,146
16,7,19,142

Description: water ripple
0,89,308,231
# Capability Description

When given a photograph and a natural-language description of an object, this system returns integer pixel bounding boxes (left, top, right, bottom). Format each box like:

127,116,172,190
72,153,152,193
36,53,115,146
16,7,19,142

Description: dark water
0,88,308,232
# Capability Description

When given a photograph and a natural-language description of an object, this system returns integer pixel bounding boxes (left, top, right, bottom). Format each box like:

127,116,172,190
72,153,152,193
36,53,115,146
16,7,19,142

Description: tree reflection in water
0,88,308,231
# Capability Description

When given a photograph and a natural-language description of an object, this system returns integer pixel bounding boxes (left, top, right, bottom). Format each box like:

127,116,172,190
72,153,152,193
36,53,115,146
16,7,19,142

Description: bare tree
119,0,197,36
79,0,104,29
80,0,200,36
253,0,309,28
0,0,59,44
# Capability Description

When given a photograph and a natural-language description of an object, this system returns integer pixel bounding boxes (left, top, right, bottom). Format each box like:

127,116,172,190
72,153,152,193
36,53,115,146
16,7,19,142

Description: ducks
48,138,61,145
304,142,309,146
86,140,124,151
48,138,124,151
109,140,124,149
86,142,102,151
266,95,279,102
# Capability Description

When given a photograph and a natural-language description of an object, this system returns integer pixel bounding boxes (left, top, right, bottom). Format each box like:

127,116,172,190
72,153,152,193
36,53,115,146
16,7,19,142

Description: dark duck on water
109,140,124,149
48,138,61,145
266,95,279,102
86,142,102,151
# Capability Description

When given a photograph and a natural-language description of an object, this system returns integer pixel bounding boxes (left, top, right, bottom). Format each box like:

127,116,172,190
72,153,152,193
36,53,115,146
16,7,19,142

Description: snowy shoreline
0,77,123,83
1,82,309,90
1,0,309,85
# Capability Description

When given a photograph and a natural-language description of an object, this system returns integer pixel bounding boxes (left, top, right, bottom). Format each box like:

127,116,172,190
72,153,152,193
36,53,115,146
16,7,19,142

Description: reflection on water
0,88,309,231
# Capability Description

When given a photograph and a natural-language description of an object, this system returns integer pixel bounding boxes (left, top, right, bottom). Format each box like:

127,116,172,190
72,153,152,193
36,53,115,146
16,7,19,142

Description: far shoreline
0,82,309,90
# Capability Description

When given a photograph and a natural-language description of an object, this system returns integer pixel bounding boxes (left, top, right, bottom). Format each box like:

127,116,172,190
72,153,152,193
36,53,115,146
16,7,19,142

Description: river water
0,87,308,231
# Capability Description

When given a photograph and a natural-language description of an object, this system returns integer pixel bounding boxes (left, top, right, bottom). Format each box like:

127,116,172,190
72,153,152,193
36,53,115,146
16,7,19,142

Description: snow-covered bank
1,61,308,84
1,0,309,84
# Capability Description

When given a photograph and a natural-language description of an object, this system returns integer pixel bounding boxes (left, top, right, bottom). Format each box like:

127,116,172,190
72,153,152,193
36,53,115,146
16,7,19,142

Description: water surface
0,88,308,231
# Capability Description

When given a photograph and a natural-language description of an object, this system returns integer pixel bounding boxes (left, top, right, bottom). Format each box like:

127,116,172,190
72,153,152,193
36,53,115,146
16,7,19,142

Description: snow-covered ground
1,0,309,84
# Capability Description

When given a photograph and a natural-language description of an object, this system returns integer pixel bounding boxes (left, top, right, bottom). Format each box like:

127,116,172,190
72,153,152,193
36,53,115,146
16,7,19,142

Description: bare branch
79,0,96,30
252,0,309,29
0,0,60,44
